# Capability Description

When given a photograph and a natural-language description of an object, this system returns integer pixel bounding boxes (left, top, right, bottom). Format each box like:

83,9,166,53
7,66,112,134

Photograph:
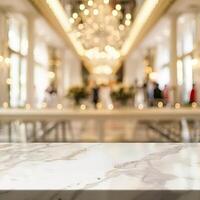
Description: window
177,14,195,57
34,39,49,105
155,37,170,88
8,14,28,107
177,14,197,103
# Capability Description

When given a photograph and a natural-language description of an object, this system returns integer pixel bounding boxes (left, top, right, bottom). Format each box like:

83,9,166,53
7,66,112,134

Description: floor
0,119,199,143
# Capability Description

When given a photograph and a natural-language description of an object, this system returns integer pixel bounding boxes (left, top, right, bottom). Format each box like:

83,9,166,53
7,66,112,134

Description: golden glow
80,4,85,11
2,102,9,109
103,0,109,4
97,102,103,109
121,0,160,56
69,17,75,24
57,104,63,110
6,78,12,85
78,24,84,30
157,101,163,108
0,55,3,62
126,13,132,20
119,24,125,31
88,0,93,6
42,0,85,58
42,0,134,74
125,20,131,26
145,66,152,74
94,65,112,75
83,9,89,16
80,104,86,110
192,102,198,108
112,9,118,17
72,12,78,19
48,71,55,79
108,104,114,110
138,104,144,110
46,0,70,31
93,9,99,16
115,4,121,11
149,72,157,81
175,103,181,109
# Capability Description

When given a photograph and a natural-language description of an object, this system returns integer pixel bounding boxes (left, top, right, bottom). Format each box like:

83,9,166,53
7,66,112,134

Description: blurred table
0,108,199,142
0,107,200,121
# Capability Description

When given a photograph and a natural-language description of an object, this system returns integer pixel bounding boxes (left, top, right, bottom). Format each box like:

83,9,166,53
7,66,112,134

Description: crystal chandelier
68,0,133,75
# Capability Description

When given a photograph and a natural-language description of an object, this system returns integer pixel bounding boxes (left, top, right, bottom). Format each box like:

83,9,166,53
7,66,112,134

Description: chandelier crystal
65,0,133,74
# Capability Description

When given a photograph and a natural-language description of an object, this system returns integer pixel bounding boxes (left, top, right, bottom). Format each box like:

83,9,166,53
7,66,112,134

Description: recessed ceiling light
112,10,118,16
116,4,121,11
126,13,131,20
93,9,99,16
125,20,131,26
84,9,89,16
104,0,109,4
88,0,93,6
69,17,75,24
72,12,78,19
80,4,85,11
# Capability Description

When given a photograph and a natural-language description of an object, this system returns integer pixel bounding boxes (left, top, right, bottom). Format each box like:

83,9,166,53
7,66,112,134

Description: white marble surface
0,143,199,191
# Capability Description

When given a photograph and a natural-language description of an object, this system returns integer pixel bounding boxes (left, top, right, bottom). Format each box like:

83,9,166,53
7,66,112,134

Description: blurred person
153,82,163,106
92,84,99,108
147,81,154,107
163,84,169,105
142,81,148,107
189,83,197,104
44,83,58,107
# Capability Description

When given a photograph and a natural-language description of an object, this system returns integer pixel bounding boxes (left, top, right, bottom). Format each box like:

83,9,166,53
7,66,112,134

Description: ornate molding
119,0,177,70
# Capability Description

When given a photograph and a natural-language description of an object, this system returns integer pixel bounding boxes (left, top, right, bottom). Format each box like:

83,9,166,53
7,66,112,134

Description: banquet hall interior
0,0,200,143
2,1,200,199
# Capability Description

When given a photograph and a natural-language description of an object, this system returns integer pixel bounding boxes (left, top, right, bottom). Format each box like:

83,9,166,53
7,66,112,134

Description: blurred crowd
43,80,197,109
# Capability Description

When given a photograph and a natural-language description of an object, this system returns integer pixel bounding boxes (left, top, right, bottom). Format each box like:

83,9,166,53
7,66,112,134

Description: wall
61,49,82,94
123,51,145,86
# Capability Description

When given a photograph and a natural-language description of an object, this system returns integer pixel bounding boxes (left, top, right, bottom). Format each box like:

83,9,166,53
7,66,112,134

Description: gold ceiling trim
30,0,93,73
115,0,177,74
30,0,177,75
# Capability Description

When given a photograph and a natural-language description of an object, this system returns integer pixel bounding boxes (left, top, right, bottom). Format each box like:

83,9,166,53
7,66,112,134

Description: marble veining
0,143,199,193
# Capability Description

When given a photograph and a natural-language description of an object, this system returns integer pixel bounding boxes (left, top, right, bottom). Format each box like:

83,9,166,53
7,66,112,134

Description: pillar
26,15,35,106
0,11,9,105
169,14,179,105
193,12,200,102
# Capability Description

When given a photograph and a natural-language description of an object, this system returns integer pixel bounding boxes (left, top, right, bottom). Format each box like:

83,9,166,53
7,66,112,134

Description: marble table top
0,143,199,191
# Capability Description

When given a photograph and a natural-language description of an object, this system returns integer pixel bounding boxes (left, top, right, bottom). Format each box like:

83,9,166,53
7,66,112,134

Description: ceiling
1,0,178,75
0,0,64,49
30,0,176,75
58,0,138,74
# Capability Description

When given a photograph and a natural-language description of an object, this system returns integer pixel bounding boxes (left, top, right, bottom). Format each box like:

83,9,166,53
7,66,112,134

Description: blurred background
0,0,200,143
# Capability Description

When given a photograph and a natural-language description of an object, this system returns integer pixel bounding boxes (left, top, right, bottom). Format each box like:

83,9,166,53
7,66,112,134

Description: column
0,12,9,105
194,12,200,102
26,15,35,106
169,14,179,105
